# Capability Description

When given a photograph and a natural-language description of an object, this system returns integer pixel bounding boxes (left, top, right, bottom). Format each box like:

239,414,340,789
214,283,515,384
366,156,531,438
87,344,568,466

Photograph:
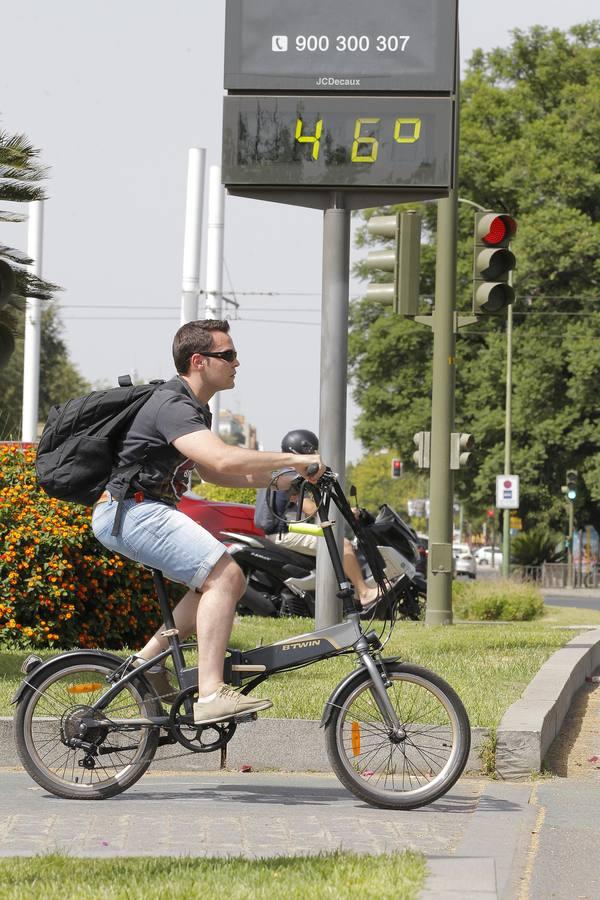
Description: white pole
205,165,225,434
21,200,44,442
180,148,206,325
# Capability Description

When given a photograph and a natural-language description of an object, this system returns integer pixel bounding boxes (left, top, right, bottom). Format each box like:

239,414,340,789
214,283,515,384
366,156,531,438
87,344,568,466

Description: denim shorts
91,496,227,590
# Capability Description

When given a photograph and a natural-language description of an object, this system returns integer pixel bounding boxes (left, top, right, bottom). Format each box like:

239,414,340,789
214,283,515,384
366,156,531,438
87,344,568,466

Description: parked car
474,545,503,567
177,491,263,539
452,543,477,579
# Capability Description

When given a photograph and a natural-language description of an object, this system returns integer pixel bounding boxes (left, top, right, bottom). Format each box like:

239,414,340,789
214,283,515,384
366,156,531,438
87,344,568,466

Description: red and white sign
496,475,520,510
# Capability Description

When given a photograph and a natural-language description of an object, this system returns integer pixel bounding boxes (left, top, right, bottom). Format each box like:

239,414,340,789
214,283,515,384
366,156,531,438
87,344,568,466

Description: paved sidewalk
0,769,486,859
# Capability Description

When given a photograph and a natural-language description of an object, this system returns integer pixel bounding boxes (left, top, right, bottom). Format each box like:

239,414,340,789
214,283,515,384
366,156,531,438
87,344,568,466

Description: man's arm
173,428,324,488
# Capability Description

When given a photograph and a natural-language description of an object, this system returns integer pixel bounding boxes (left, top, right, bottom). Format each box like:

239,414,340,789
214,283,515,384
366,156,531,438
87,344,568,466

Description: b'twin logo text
281,639,322,651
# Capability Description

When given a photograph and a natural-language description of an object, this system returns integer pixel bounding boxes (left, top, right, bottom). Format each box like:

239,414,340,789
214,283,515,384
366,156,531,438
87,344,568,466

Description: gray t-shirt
106,376,211,504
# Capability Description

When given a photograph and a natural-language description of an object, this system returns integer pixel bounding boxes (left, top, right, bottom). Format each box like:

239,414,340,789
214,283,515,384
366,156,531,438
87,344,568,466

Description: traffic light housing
413,431,431,469
472,212,517,314
365,211,421,316
450,433,474,470
565,470,577,502
391,458,402,479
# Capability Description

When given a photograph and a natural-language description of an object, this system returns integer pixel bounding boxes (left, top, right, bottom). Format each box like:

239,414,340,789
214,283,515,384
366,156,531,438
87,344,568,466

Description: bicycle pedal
236,712,258,724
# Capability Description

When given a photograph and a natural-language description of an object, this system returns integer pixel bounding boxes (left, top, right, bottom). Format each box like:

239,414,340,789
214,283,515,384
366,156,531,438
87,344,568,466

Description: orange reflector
351,721,361,756
67,683,102,694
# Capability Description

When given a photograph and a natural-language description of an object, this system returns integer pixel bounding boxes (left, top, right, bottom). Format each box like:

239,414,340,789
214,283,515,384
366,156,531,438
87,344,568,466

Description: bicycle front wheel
325,662,470,810
15,654,160,800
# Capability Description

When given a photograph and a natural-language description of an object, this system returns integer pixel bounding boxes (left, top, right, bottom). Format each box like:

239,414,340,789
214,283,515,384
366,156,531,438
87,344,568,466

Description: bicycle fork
354,638,405,740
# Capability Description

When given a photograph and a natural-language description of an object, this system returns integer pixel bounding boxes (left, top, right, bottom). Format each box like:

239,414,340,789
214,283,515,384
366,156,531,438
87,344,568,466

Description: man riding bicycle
92,319,324,725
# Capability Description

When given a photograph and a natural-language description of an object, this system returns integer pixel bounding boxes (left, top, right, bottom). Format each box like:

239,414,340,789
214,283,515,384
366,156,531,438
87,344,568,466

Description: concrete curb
0,715,489,773
495,628,600,778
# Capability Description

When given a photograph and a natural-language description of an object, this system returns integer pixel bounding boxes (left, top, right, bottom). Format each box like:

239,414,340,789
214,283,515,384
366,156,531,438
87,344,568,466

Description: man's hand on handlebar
279,455,326,488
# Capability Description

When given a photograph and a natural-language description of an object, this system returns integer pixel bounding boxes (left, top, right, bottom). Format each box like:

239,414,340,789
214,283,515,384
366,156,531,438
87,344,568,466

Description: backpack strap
109,463,144,536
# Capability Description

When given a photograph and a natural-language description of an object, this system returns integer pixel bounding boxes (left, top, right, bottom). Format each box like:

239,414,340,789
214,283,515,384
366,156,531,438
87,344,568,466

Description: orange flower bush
0,444,169,649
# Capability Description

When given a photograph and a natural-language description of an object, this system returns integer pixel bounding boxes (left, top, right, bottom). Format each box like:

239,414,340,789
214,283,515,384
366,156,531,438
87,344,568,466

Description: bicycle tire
15,654,160,800
325,662,470,810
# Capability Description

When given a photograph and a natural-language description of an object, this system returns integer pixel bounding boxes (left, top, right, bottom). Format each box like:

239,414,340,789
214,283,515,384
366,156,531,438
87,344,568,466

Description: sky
0,0,595,460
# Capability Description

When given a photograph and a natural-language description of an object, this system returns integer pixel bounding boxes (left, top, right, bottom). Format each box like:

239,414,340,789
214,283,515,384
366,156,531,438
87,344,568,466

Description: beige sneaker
193,684,273,725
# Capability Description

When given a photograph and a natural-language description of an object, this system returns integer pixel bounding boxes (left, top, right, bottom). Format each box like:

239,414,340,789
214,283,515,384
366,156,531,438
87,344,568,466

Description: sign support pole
425,190,458,626
315,199,350,628
502,272,514,577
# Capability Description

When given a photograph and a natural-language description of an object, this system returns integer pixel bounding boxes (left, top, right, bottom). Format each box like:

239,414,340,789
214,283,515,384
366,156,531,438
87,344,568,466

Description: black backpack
35,375,166,509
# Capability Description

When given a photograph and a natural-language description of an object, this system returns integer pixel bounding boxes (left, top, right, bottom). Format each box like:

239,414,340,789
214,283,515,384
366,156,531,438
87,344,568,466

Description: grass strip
1,606,599,727
0,850,427,900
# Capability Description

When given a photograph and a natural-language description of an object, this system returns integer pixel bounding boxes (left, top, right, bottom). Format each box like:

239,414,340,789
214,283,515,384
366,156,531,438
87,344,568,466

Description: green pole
567,503,574,589
502,276,513,579
425,190,458,626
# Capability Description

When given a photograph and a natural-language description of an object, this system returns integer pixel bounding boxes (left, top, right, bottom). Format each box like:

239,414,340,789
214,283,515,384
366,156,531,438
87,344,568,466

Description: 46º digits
295,116,422,163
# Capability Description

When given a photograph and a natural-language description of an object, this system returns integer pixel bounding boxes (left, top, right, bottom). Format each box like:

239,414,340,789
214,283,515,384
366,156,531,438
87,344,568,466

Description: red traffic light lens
482,215,517,246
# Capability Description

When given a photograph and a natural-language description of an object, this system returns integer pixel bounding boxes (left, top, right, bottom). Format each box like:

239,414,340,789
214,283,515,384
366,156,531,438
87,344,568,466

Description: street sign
224,0,458,93
496,475,520,510
408,498,427,517
510,516,523,530
222,95,453,190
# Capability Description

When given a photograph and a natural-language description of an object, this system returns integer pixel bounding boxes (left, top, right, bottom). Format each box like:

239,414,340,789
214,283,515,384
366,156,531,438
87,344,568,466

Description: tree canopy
349,23,600,536
0,124,87,435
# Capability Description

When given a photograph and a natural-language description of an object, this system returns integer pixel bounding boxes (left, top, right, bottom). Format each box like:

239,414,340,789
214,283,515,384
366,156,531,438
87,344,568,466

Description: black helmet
281,428,319,454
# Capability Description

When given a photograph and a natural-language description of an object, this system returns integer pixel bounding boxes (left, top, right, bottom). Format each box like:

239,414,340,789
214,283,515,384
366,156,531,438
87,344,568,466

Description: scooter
222,502,427,619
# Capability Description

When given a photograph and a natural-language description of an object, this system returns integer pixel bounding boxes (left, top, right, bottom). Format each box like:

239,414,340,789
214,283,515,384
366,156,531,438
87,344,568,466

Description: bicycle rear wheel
15,654,160,800
325,662,470,809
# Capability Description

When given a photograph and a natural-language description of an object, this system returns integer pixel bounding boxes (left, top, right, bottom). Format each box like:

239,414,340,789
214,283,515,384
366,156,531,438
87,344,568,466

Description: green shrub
0,444,167,650
453,579,544,621
511,526,564,566
193,482,257,505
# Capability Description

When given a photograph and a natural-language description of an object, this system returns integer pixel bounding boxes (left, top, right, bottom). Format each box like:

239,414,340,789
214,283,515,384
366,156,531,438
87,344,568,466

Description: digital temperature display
222,96,453,190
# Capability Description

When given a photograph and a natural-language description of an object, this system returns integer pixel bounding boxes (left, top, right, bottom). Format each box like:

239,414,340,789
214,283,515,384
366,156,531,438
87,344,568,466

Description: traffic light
450,433,474,470
391,458,402,479
0,258,17,368
565,470,577,502
472,212,517,315
365,211,422,316
413,431,431,469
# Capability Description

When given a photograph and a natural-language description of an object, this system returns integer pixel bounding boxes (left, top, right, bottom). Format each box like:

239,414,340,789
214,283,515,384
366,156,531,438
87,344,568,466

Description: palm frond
0,245,33,265
0,130,42,165
0,163,47,182
16,271,60,302
0,182,46,203
0,209,27,223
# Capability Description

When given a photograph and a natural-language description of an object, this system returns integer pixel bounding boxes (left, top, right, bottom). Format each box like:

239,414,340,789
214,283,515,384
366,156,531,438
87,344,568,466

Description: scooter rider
264,429,379,609
92,320,325,725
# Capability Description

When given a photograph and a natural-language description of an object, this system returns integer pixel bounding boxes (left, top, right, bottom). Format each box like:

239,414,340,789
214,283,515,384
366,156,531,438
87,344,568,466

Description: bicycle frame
88,472,402,730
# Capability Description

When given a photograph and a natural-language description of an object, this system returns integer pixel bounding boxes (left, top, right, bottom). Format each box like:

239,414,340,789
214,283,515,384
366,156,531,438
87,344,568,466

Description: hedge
0,444,169,649
452,578,544,621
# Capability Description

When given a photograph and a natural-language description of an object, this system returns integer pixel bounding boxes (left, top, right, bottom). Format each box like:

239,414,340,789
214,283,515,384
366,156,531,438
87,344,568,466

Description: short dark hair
172,319,230,374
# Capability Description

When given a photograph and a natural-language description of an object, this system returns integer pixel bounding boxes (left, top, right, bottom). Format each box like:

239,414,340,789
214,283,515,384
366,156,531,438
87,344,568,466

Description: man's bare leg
137,589,203,661
342,538,379,606
135,555,244,691
194,555,245,695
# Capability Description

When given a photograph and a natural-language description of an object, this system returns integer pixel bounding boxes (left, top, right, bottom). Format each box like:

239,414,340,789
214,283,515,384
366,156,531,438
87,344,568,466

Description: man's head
173,319,239,398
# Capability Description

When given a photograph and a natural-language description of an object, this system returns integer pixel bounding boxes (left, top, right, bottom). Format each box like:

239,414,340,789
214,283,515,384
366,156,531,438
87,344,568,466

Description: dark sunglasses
199,349,238,362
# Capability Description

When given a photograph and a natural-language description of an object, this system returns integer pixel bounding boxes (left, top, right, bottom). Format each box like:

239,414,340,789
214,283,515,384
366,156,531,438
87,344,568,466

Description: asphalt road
544,595,600,610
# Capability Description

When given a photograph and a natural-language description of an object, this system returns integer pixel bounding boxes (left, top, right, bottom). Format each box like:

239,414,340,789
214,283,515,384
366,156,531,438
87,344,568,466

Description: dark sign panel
225,0,458,93
222,96,453,189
